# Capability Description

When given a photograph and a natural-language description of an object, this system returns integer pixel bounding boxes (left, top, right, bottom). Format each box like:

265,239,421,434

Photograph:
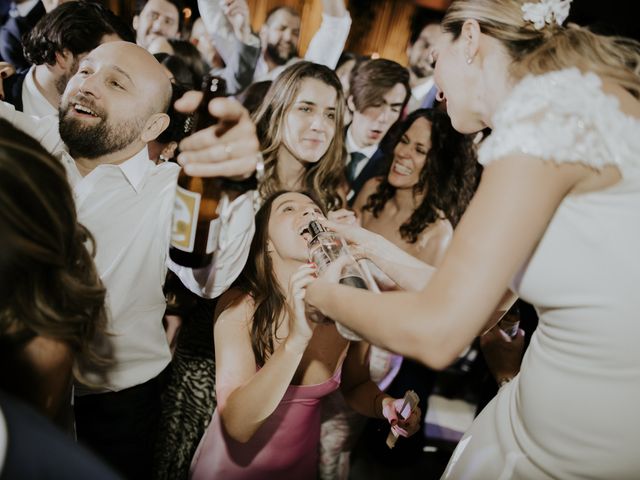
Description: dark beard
410,63,432,80
59,108,143,159
265,42,296,66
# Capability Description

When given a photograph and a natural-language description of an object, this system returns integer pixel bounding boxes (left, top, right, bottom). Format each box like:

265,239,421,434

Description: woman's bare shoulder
215,288,255,325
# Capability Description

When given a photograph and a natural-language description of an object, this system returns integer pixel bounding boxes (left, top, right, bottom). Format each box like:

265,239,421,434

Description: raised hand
285,264,318,349
327,208,357,225
175,93,261,179
221,0,251,41
382,396,422,439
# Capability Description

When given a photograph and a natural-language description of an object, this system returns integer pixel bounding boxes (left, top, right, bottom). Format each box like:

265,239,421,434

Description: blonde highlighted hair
442,0,640,98
252,61,346,211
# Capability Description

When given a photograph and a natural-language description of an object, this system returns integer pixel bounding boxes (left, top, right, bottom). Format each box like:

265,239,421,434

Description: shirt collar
59,145,152,193
117,146,152,193
23,66,58,118
346,126,379,158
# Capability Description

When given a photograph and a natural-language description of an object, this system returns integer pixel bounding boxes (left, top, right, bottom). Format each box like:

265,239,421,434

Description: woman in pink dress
189,191,421,479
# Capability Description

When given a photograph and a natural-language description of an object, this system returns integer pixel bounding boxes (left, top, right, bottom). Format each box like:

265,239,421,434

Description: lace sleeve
478,68,640,172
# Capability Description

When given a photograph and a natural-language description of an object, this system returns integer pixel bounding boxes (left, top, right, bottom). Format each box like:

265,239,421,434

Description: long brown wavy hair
233,190,324,366
363,109,480,242
252,61,346,211
0,119,111,386
442,0,640,98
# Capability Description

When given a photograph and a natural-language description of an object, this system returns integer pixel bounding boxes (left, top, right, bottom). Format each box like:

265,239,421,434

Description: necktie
347,151,368,183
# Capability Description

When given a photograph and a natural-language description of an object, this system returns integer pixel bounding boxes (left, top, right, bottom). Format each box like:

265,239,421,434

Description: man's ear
141,112,170,143
132,15,139,32
346,95,356,114
54,49,74,70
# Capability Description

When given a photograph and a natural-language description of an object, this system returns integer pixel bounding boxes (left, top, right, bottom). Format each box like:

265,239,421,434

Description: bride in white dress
304,0,640,477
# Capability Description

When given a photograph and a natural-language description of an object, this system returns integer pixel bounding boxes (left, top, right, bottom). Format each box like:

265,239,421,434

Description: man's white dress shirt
21,66,58,119
1,101,255,392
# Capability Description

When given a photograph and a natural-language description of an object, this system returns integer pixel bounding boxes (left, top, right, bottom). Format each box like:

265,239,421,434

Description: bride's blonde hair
442,0,640,98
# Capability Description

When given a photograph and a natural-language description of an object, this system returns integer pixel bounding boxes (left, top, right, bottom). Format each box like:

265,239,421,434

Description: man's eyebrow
112,66,135,87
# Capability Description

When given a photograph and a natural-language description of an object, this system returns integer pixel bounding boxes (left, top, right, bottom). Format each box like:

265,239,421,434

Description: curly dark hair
363,109,481,243
24,1,134,67
0,120,112,386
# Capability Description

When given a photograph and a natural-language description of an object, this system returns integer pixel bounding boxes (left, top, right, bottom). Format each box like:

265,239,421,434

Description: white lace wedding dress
443,68,640,479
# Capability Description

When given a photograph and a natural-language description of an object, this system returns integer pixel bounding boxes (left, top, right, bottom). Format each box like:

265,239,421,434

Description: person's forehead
383,82,408,101
191,18,207,36
142,0,179,18
270,10,300,28
294,78,337,102
274,193,315,209
420,23,442,42
406,117,431,137
85,43,163,83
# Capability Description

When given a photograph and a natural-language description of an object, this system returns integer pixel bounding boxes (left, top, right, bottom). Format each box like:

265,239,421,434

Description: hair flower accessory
522,0,572,30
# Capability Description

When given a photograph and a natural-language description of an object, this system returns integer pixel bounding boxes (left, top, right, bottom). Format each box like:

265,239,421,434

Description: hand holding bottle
174,92,261,180
285,264,318,351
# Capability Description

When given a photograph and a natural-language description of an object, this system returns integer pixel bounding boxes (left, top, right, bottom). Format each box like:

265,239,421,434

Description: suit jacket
347,147,386,207
0,391,120,480
0,1,44,71
1,69,27,112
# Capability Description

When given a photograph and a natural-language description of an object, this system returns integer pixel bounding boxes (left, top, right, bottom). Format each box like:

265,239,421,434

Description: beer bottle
169,75,227,269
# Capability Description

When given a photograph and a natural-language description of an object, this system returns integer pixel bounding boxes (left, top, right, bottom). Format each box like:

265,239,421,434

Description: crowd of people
1,0,639,478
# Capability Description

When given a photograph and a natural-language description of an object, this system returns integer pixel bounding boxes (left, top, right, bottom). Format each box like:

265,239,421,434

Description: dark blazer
346,147,386,207
0,391,120,480
1,68,27,111
0,1,44,71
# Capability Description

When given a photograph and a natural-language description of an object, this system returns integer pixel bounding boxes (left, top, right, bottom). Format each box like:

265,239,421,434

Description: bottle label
171,186,201,252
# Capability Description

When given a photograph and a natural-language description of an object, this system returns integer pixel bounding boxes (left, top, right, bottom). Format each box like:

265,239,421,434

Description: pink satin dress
189,363,343,479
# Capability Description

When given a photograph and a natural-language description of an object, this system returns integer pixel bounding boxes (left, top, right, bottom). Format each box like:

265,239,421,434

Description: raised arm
340,340,421,436
197,0,260,93
303,0,351,70
320,218,435,291
307,155,589,369
169,95,260,298
215,266,316,442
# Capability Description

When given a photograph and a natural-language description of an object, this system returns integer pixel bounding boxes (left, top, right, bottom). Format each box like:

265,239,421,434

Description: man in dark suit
0,0,45,72
344,58,410,204
0,391,120,479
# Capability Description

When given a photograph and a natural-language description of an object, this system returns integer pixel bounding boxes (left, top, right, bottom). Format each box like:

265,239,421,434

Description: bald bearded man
1,41,260,478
